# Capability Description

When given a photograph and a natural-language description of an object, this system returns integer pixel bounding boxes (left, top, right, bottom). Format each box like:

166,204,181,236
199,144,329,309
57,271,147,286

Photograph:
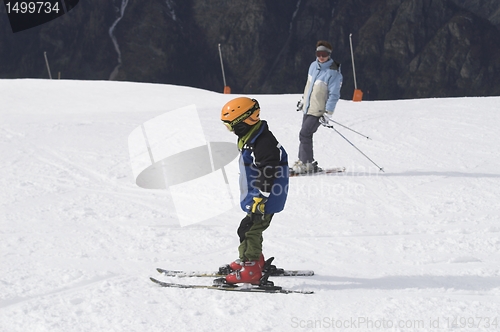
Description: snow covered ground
1,79,500,331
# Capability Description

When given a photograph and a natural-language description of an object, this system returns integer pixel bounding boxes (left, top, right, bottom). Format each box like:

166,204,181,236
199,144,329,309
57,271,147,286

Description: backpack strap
330,60,341,71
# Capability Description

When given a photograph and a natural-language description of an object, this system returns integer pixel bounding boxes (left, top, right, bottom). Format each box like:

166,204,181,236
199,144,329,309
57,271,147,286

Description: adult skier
293,40,343,174
220,97,289,285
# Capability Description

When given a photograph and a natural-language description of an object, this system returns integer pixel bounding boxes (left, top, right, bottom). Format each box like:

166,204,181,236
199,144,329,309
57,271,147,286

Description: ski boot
218,254,265,275
291,160,322,174
257,257,279,289
219,257,282,291
224,260,263,285
218,259,242,275
214,254,266,285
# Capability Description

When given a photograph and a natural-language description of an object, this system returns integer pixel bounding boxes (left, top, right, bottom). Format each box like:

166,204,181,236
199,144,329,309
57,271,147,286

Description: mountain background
1,0,500,100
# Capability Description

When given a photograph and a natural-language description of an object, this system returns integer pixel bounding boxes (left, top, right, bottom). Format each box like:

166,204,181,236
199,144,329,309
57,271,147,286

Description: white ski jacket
302,58,343,117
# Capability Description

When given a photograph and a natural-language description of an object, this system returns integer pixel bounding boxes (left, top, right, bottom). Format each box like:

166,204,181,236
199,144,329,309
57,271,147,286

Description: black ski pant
298,114,321,163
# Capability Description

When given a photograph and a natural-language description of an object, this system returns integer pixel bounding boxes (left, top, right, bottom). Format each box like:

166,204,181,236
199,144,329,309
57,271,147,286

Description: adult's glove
321,111,333,124
296,97,304,112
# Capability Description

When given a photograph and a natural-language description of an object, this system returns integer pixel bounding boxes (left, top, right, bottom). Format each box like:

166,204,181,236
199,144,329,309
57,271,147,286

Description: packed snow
1,79,500,331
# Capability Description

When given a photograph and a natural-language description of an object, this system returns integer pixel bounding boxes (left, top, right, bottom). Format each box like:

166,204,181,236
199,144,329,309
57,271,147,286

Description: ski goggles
223,121,235,131
316,51,330,58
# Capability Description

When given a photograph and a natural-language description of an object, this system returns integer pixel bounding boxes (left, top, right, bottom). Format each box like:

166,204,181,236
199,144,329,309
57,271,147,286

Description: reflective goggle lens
316,51,330,58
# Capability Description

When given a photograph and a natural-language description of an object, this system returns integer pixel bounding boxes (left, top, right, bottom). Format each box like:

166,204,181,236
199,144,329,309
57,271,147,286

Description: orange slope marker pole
218,44,231,94
349,33,363,102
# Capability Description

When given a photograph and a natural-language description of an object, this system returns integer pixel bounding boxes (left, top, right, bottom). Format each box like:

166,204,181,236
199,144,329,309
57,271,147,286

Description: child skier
220,97,289,285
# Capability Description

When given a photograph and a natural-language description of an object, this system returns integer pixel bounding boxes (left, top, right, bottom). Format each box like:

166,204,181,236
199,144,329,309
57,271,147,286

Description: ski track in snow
1,79,500,331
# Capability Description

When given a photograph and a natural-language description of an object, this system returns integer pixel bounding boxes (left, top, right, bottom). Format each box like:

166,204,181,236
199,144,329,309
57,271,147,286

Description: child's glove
251,193,268,215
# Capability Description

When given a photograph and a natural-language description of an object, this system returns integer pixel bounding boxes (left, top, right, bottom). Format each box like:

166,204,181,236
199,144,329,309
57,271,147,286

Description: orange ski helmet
221,97,260,131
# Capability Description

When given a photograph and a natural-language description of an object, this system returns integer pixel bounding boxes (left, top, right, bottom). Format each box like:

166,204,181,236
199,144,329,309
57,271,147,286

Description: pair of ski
150,257,315,294
289,166,345,177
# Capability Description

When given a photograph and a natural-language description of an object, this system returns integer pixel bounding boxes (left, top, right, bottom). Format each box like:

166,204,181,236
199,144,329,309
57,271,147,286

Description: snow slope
1,79,500,331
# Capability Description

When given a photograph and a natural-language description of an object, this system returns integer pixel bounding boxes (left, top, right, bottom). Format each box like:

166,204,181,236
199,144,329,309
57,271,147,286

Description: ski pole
327,119,371,140
322,122,384,172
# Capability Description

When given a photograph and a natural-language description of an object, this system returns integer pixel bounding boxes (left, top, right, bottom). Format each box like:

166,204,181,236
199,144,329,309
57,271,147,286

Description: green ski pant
237,213,273,261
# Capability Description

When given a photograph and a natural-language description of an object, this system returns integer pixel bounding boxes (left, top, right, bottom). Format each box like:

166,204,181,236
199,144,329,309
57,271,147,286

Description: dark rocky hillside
450,0,500,30
1,0,499,100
